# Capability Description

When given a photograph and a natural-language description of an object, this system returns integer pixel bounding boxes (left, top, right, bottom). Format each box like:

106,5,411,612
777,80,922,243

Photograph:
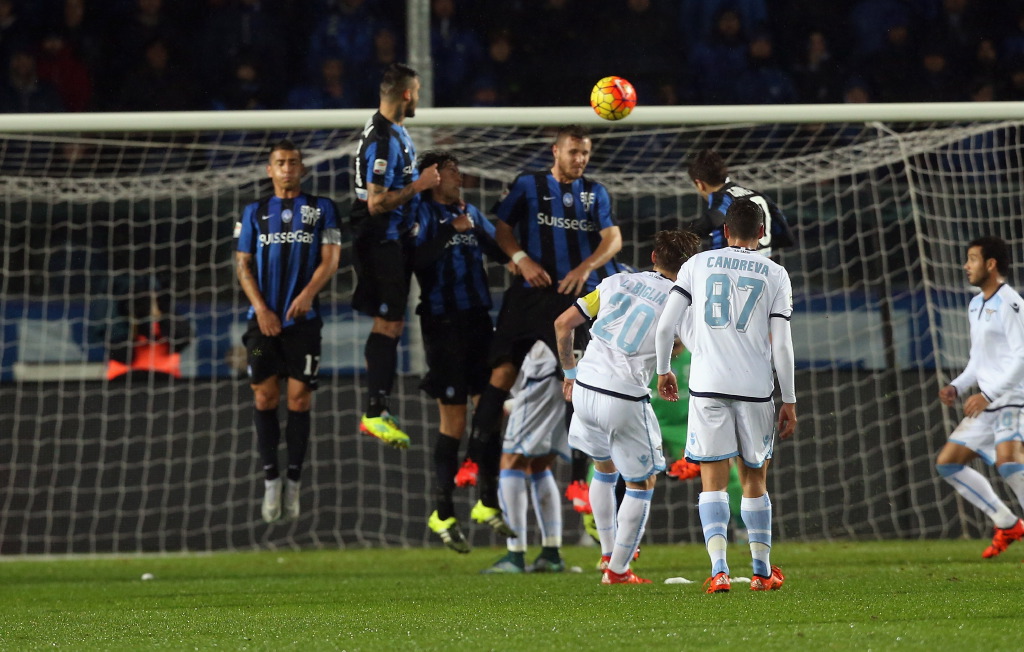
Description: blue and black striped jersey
413,200,507,316
350,110,419,241
688,179,794,254
235,194,341,327
495,171,619,292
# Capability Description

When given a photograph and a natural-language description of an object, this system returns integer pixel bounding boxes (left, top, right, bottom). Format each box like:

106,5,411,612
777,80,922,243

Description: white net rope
1,118,1019,554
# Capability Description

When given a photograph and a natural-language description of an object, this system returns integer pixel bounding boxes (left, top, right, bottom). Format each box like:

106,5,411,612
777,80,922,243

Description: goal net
1,106,1019,554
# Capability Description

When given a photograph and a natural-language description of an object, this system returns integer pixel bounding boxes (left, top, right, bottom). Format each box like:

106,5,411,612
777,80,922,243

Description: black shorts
490,284,589,370
242,317,322,389
419,308,494,404
351,232,412,321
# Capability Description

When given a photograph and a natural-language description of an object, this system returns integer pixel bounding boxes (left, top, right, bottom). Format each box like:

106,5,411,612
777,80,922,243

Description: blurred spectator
307,0,380,77
354,25,401,106
1001,56,1024,101
102,0,184,109
843,76,873,103
923,0,990,68
36,30,91,111
690,6,750,104
735,28,797,104
0,48,65,112
772,0,856,63
792,30,846,103
848,0,914,58
520,0,585,106
118,38,197,111
680,0,767,54
430,0,485,106
1001,7,1024,61
50,0,103,74
603,0,676,105
286,56,356,109
0,0,30,72
198,0,285,103
912,45,964,102
737,26,798,104
864,20,918,102
969,76,996,102
211,56,270,110
971,37,1001,86
479,29,526,106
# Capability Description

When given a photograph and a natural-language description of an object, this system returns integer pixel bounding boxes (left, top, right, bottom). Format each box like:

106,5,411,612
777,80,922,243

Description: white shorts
685,395,776,468
568,382,665,482
503,376,570,461
949,404,1024,465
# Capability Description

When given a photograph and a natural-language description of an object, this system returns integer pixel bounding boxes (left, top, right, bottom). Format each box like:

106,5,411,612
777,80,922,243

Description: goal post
1,104,1020,554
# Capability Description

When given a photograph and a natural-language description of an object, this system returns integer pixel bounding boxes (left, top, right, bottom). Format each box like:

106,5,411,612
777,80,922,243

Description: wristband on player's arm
563,367,577,380
511,251,528,264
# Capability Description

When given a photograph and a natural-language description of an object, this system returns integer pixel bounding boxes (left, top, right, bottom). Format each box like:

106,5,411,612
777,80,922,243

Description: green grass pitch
3,540,1021,651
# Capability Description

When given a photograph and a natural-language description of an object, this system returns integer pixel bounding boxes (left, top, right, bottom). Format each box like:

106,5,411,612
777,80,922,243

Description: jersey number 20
591,292,658,354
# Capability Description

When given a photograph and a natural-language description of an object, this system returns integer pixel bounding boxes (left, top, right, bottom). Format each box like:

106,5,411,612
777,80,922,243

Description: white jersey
950,283,1024,407
504,341,569,460
664,246,793,401
575,270,674,398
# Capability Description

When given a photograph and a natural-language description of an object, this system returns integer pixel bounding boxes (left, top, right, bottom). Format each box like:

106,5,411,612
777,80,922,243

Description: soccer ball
590,76,637,121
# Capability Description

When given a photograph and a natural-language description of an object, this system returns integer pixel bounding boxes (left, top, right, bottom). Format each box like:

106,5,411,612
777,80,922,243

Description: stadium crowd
1,0,1023,114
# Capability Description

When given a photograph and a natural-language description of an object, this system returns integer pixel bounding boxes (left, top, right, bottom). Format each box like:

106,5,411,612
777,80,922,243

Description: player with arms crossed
555,230,701,584
937,235,1024,558
656,198,797,593
351,63,441,449
460,124,623,531
411,150,512,552
235,140,342,523
686,148,794,257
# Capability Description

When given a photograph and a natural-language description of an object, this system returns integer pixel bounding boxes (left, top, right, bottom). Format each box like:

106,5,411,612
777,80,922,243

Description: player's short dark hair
418,150,458,173
380,63,418,100
268,139,301,161
968,235,1010,276
555,124,590,144
724,198,764,240
653,230,702,273
687,148,728,186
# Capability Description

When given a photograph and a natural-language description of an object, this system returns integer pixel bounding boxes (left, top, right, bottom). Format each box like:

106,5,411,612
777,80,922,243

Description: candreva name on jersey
536,212,598,231
706,255,769,276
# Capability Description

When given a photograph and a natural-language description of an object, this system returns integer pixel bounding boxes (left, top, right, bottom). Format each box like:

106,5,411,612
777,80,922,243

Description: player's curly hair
653,230,702,273
417,150,458,173
687,148,728,186
968,235,1010,276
